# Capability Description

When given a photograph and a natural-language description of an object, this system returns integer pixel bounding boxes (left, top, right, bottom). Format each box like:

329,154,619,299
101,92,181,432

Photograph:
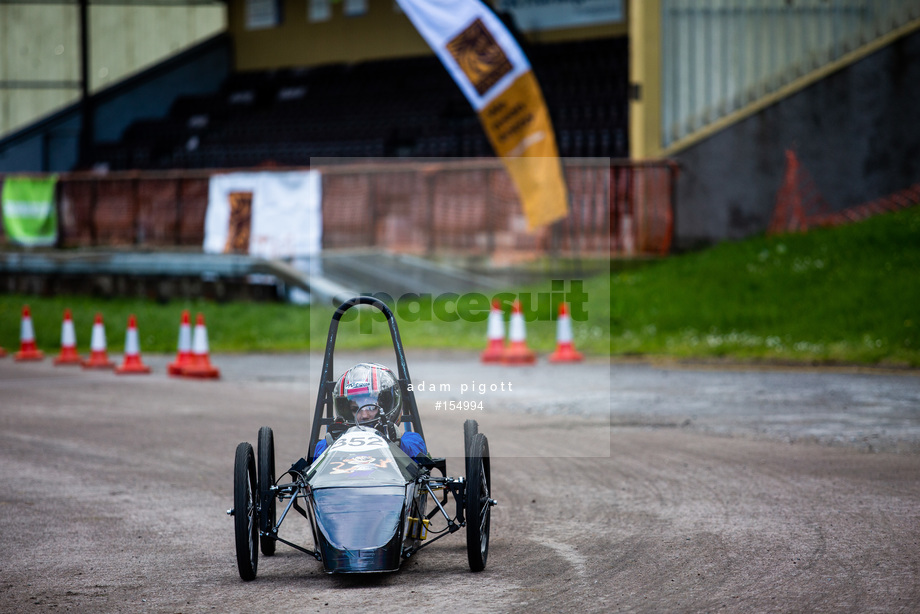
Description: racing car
228,296,495,577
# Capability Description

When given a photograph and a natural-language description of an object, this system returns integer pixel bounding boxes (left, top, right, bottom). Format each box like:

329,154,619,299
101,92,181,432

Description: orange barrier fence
2,159,678,259
770,149,920,235
57,172,211,247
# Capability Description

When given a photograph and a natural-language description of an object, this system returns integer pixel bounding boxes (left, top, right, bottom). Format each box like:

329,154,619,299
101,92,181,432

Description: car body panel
306,426,422,573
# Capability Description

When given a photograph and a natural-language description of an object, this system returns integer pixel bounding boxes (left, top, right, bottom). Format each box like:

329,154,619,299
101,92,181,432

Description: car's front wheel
234,442,259,581
463,419,479,478
465,432,491,572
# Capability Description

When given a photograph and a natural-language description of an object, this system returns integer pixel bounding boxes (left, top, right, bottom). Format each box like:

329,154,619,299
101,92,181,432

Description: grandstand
1,0,919,257
91,36,628,170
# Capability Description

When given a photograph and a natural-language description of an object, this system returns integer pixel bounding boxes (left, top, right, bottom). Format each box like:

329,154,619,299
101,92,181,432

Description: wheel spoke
248,482,255,559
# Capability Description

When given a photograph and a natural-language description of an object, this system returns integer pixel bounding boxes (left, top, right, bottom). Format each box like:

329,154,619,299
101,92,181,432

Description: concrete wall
672,28,920,249
0,35,232,173
0,3,225,139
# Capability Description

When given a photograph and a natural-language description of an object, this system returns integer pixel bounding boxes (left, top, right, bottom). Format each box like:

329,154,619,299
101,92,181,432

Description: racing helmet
333,362,402,426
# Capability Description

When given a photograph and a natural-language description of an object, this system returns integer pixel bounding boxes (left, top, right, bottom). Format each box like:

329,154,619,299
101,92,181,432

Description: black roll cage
307,296,425,461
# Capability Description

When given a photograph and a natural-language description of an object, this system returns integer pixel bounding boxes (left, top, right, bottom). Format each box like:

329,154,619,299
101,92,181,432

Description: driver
312,362,428,461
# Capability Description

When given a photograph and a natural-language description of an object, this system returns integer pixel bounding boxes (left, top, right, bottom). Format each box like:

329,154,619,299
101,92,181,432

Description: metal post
78,0,93,168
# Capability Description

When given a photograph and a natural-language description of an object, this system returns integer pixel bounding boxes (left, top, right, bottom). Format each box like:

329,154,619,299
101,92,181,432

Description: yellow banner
478,71,568,229
395,0,569,230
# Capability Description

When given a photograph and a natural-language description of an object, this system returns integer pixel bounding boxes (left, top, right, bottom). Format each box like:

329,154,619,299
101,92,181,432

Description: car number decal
330,432,388,452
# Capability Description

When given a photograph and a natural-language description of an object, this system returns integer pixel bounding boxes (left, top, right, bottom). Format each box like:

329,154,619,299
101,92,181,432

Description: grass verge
0,206,917,366
607,206,920,367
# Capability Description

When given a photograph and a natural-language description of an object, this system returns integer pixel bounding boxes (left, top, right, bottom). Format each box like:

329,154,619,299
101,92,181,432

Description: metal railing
1,158,678,258
661,0,920,148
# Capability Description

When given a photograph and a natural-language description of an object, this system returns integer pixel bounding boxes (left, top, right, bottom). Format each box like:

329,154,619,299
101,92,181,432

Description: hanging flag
1,176,59,246
395,0,569,230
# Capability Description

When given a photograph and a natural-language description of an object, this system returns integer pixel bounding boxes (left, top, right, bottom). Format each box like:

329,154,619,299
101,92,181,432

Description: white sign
496,0,623,32
204,170,323,259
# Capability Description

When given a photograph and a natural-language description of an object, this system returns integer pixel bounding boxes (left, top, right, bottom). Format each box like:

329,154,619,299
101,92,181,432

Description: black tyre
463,419,479,459
464,419,479,479
233,442,259,581
465,432,491,572
257,426,277,556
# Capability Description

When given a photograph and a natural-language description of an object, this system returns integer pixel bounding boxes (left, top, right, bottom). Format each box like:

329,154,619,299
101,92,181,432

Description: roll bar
308,296,424,460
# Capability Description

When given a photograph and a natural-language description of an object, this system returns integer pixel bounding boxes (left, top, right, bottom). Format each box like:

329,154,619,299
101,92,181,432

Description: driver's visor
344,392,380,414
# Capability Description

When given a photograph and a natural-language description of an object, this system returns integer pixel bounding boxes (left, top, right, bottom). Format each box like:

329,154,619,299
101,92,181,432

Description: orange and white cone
54,309,82,365
167,310,193,376
548,302,584,363
180,313,220,379
116,315,151,374
480,300,506,363
14,305,45,361
501,300,536,365
82,313,114,369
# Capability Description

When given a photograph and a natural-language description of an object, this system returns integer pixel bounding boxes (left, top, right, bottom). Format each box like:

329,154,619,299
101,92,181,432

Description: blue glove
400,432,428,459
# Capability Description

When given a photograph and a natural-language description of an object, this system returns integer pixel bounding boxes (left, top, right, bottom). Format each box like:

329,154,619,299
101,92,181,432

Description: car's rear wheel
465,432,491,572
234,442,259,581
257,426,276,556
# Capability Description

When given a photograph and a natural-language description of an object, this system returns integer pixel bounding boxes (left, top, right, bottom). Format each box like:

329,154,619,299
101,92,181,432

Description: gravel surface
1,352,918,612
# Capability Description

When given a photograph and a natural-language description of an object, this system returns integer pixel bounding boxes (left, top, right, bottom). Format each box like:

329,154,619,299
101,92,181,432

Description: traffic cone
548,302,584,363
180,313,220,379
0,345,6,358
14,305,44,361
480,300,506,363
116,314,151,375
501,300,536,365
54,309,82,365
82,313,114,369
167,310,193,375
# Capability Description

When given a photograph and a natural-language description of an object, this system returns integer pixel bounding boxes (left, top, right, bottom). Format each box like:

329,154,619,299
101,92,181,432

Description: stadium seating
93,36,627,170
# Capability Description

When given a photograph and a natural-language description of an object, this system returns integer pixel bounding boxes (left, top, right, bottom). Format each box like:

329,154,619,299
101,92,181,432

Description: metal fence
2,158,677,259
661,0,920,148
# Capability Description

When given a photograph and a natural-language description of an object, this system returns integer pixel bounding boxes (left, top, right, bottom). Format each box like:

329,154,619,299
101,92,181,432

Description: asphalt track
1,351,919,613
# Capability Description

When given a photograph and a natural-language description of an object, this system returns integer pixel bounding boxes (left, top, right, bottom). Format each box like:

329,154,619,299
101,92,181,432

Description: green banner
2,176,58,246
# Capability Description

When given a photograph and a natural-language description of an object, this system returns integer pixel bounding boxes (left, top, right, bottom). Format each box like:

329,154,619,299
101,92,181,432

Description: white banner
204,170,322,259
395,0,531,112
